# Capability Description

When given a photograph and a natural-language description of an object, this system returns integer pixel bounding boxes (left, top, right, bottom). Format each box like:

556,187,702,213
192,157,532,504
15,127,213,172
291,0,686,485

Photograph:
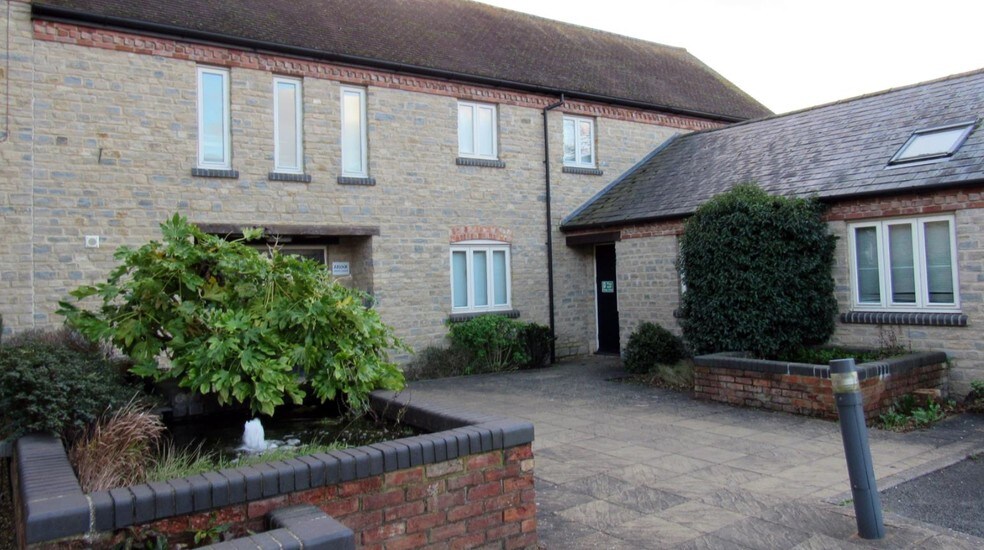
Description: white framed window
563,115,595,167
340,86,368,177
458,101,497,159
848,215,959,311
450,241,511,313
197,66,231,169
273,77,303,173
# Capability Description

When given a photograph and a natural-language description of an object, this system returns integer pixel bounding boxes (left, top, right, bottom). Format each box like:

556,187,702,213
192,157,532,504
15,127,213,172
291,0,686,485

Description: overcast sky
478,0,984,114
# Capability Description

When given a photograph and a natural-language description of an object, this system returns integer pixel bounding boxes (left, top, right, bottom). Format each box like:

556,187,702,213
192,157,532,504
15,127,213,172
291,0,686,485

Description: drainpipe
543,95,565,364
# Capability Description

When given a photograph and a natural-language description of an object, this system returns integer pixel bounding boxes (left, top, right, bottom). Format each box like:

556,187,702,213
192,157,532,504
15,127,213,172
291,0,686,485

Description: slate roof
562,69,984,230
32,0,770,122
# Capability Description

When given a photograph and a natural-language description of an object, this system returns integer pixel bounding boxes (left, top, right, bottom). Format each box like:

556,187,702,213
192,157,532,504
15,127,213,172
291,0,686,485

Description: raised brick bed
693,351,948,420
14,391,536,549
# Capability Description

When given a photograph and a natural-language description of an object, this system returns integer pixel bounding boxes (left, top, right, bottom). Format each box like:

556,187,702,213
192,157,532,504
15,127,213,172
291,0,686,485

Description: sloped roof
562,69,984,230
32,0,771,122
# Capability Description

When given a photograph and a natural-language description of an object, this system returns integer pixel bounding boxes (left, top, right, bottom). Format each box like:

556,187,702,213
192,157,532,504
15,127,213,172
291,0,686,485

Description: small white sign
332,261,350,276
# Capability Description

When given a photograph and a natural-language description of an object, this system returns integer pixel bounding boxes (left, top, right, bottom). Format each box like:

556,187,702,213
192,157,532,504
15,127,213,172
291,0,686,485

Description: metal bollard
829,358,885,539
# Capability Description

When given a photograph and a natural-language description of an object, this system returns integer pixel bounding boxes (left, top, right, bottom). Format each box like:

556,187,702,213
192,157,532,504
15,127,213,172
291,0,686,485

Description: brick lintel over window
450,225,513,243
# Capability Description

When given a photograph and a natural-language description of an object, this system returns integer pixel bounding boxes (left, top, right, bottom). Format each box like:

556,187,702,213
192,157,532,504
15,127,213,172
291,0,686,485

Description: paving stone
616,514,702,547
657,501,744,534
556,499,643,532
710,517,811,549
564,473,686,513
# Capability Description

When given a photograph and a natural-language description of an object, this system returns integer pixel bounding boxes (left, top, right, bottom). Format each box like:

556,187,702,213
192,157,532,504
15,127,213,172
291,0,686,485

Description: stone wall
0,2,712,361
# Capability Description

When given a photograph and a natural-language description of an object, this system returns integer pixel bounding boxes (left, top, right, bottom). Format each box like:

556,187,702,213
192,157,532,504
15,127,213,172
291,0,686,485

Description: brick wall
135,445,536,550
693,360,947,420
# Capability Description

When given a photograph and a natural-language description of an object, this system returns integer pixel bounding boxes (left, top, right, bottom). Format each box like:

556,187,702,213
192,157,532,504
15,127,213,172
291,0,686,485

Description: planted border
693,351,948,419
14,391,536,548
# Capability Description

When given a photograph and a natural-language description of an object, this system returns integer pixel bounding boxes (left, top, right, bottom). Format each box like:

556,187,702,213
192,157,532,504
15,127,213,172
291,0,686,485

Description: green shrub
518,323,553,369
403,345,474,381
447,315,528,373
0,328,142,442
58,214,406,416
678,184,837,358
623,322,686,374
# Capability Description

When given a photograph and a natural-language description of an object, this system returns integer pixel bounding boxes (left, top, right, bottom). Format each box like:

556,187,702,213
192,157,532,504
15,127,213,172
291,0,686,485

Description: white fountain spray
241,418,268,453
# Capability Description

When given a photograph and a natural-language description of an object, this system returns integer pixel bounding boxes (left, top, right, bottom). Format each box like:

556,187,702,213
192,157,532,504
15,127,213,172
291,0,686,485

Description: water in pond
165,405,417,461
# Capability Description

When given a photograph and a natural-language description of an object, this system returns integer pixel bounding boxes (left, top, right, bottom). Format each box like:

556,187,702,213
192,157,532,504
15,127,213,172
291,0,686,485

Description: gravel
880,454,984,538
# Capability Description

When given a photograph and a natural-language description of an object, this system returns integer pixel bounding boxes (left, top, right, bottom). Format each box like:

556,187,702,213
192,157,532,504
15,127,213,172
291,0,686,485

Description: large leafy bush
623,322,687,374
447,315,529,373
0,328,141,442
678,184,837,358
59,214,406,416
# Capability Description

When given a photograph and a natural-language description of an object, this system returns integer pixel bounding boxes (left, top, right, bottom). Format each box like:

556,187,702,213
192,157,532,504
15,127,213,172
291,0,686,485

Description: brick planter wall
14,391,537,549
693,351,948,420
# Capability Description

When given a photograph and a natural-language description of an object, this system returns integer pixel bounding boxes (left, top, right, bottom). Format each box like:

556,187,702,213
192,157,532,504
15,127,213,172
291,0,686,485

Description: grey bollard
829,358,885,540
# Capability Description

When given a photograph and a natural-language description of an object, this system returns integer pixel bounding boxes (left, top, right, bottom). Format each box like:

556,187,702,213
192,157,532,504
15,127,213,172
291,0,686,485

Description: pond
164,403,418,462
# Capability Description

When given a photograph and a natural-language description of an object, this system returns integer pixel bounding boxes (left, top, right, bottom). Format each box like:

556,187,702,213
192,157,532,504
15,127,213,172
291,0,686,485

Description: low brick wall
15,391,536,549
693,351,948,420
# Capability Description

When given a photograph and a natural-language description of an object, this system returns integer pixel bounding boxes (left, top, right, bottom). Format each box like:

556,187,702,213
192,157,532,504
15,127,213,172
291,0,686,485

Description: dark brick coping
191,167,240,179
455,157,506,168
840,311,968,327
693,350,948,381
202,505,354,550
268,172,313,183
447,309,521,323
561,166,604,176
15,391,534,545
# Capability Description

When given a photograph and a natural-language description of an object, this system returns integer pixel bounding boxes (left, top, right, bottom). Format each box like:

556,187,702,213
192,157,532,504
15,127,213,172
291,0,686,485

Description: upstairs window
849,216,958,311
451,241,511,313
197,67,231,169
563,115,596,167
889,122,975,165
458,101,497,159
340,86,368,177
273,77,303,173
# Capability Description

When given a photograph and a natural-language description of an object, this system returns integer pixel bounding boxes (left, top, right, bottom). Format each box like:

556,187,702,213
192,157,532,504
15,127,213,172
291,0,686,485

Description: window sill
447,309,520,323
269,172,312,183
840,311,967,327
562,166,604,176
337,176,376,186
191,168,239,179
456,157,506,169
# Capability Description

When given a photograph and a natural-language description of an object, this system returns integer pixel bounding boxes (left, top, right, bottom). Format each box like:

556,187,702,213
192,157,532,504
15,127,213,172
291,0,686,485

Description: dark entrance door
595,244,620,354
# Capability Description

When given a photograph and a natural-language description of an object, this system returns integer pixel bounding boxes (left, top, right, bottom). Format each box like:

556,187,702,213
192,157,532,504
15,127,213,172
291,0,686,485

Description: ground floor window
450,241,511,312
848,215,958,311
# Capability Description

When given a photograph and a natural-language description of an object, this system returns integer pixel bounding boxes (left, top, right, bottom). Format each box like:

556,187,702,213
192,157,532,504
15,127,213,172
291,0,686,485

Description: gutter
31,4,750,124
542,95,565,364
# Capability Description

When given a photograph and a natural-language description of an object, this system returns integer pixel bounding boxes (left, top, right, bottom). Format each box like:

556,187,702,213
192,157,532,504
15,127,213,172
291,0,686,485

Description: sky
477,0,984,114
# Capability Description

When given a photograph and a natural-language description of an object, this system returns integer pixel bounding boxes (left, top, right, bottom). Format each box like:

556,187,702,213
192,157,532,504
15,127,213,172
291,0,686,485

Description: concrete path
405,356,984,549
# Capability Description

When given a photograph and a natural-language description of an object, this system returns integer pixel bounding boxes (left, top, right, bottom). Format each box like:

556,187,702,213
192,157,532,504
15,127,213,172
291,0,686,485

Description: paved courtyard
405,356,984,549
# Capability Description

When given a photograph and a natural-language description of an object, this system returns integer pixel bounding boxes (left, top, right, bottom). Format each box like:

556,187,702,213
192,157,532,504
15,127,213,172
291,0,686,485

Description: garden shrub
69,400,164,492
0,328,142,442
58,214,406,416
623,322,686,374
678,184,837,358
447,315,528,373
403,345,474,381
518,322,554,369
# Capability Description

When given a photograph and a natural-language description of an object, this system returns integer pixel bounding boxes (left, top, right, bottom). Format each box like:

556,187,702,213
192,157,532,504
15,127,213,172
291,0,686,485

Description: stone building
0,0,769,358
562,69,984,392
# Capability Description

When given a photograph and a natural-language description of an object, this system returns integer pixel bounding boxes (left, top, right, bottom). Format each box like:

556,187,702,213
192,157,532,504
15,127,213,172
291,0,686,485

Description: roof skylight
889,122,976,165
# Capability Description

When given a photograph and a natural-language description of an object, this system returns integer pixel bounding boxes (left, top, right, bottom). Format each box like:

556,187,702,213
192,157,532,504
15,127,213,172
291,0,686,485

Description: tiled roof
562,69,984,230
32,0,771,121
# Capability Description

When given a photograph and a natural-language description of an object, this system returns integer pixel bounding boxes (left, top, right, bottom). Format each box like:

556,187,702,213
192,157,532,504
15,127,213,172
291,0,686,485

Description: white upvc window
457,101,498,159
563,115,595,167
197,66,231,169
340,86,368,177
450,241,511,313
848,215,959,311
273,77,303,173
